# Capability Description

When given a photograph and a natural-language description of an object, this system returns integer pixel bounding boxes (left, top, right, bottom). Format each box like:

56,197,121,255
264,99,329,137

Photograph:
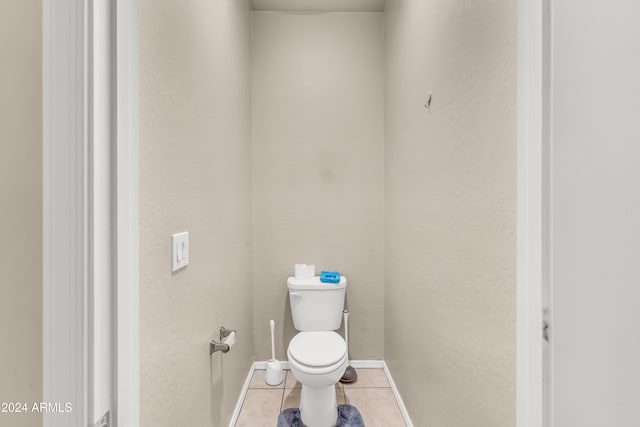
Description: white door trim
114,0,140,426
43,0,90,425
44,1,139,426
516,0,549,426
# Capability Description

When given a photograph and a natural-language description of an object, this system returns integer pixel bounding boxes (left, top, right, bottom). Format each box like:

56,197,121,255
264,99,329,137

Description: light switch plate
171,231,189,272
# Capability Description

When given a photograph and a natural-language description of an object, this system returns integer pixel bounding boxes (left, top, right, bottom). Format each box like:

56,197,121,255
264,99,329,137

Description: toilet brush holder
265,319,284,386
265,360,284,386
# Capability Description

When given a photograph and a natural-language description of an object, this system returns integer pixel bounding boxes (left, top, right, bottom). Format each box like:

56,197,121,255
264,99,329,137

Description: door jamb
43,0,90,425
43,1,139,426
114,1,140,425
516,0,550,426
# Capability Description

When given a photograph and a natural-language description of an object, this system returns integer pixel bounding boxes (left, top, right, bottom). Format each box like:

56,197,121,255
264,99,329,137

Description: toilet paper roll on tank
294,263,315,279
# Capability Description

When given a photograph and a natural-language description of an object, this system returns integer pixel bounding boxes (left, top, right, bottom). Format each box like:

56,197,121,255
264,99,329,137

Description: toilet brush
340,310,358,383
265,320,284,386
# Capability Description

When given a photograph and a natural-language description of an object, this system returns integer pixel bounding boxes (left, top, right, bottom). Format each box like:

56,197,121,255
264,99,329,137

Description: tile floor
235,368,407,427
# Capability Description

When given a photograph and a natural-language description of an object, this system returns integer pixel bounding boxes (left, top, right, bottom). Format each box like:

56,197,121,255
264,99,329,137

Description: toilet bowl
287,331,348,427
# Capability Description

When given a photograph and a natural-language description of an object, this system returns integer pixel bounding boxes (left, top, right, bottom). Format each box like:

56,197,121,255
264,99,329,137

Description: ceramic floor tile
284,370,301,389
336,384,346,405
342,368,390,388
344,388,405,427
235,389,283,427
249,369,285,389
281,388,301,410
281,384,345,411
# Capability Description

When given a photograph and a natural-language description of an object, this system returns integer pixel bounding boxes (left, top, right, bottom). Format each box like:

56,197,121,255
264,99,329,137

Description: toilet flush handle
290,292,303,298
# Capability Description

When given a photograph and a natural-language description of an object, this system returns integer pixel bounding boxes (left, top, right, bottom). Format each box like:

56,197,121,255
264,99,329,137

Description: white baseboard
239,360,413,427
253,360,290,370
383,361,414,427
349,359,385,369
228,362,256,427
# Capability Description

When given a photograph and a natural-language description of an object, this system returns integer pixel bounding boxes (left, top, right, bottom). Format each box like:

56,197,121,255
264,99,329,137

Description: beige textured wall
139,1,253,425
0,1,42,427
251,11,385,360
384,0,517,425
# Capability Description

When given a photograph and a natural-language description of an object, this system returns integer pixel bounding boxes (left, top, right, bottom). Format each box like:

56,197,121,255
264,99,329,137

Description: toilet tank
287,276,347,331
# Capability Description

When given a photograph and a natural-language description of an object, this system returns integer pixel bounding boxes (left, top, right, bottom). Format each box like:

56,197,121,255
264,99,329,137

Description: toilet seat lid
288,331,346,367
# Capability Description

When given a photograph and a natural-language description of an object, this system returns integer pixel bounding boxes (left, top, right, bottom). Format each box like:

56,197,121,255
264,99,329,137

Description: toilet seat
288,331,346,373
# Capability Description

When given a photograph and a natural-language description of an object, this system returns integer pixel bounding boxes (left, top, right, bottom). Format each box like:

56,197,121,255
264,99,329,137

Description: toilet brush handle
270,320,276,361
344,311,349,349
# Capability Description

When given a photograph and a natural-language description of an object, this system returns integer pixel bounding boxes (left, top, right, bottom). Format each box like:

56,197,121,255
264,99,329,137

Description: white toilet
287,275,348,427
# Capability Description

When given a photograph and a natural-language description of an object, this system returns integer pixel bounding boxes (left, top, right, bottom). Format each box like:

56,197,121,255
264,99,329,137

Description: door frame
516,0,550,426
114,1,139,425
42,0,138,425
115,0,140,427
43,0,90,424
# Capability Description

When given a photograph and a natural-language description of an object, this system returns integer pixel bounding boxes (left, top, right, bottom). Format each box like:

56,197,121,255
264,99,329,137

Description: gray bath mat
277,404,364,427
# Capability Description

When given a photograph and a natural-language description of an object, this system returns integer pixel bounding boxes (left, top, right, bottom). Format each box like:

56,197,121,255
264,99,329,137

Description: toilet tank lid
287,276,347,290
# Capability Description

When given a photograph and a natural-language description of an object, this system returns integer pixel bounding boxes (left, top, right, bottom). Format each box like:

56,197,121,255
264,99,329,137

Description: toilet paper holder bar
210,327,236,355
